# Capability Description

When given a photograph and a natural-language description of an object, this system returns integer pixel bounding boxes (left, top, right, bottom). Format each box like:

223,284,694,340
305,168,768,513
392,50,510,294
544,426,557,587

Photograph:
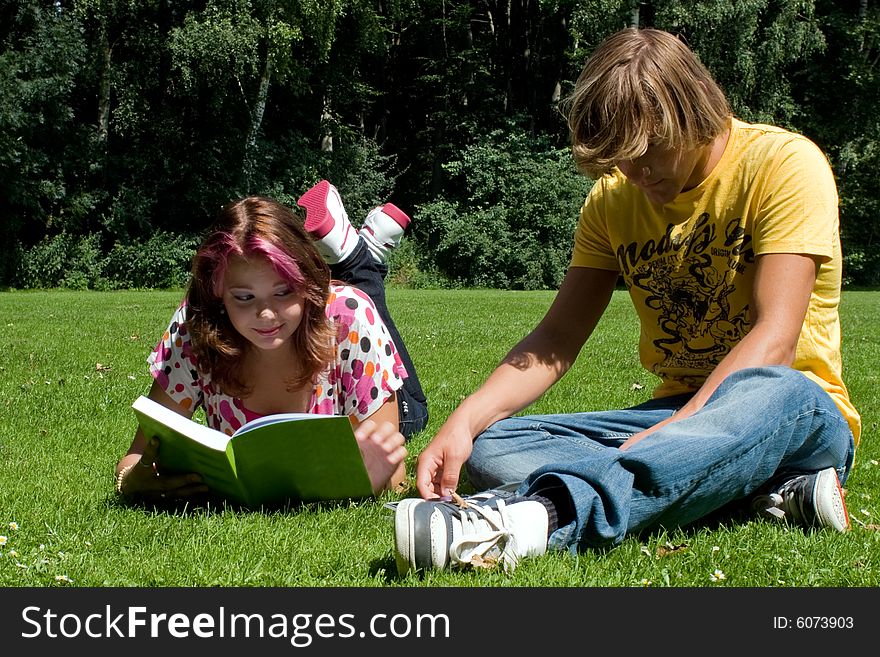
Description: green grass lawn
0,288,877,587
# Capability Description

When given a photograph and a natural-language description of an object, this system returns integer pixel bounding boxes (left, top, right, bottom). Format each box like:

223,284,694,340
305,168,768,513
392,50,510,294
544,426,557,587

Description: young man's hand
415,422,475,499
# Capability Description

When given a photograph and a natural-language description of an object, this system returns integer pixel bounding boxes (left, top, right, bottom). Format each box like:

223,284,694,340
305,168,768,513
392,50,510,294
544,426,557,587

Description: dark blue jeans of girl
330,238,428,439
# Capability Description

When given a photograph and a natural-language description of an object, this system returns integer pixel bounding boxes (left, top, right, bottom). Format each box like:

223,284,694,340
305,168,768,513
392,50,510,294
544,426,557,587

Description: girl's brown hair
185,196,335,395
564,28,731,178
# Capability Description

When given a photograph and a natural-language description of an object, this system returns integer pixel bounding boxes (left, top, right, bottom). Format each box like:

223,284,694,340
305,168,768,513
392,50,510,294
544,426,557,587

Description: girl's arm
350,393,408,494
115,379,209,500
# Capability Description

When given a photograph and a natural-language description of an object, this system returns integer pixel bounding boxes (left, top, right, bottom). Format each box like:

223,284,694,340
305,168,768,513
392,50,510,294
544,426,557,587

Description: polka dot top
147,284,407,436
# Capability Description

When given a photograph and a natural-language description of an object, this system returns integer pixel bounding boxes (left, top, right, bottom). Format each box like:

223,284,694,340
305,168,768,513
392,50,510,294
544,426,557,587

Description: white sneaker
359,202,410,263
297,180,358,264
751,467,850,532
394,494,548,575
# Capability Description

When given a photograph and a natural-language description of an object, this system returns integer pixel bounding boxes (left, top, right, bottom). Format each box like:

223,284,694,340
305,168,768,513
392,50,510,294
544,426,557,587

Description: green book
131,395,374,507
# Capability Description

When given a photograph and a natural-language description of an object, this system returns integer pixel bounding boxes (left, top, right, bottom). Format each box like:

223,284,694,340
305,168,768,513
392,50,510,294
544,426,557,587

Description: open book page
132,395,229,450
232,412,316,435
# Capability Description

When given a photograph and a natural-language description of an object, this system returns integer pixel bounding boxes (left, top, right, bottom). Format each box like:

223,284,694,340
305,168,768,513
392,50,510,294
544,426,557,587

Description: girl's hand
117,438,209,502
353,419,408,494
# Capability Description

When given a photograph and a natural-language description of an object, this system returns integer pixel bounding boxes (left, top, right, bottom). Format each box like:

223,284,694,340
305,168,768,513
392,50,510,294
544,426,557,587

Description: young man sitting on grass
392,27,861,574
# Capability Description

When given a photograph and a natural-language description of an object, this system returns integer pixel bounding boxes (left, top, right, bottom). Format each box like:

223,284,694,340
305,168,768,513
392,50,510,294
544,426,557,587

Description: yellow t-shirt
571,118,861,444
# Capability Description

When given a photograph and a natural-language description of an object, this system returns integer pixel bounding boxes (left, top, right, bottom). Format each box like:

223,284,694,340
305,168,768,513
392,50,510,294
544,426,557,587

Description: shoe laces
448,499,520,572
753,474,811,524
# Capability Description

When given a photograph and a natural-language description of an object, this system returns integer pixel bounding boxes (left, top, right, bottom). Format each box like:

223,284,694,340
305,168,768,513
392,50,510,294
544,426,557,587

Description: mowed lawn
0,288,877,587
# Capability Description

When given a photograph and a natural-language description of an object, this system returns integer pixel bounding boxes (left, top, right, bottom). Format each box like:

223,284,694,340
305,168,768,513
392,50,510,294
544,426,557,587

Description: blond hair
564,28,731,178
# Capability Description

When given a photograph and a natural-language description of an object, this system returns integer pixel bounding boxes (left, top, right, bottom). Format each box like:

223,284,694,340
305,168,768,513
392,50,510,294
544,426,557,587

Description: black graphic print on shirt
618,214,756,383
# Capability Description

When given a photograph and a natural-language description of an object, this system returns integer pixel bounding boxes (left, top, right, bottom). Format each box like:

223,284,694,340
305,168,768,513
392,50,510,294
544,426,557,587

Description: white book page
233,412,342,436
132,395,229,450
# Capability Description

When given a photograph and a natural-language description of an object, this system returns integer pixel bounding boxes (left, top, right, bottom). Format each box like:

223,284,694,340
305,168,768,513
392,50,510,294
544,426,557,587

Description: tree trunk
97,37,111,149
241,53,273,187
320,96,333,153
245,55,272,158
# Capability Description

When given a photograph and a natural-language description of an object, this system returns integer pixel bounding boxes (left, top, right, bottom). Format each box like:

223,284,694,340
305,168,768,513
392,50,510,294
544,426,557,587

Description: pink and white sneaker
360,202,411,263
297,180,358,264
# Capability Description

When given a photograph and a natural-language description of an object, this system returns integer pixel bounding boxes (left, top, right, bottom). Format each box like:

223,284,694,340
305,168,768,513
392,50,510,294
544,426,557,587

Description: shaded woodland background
2,0,878,290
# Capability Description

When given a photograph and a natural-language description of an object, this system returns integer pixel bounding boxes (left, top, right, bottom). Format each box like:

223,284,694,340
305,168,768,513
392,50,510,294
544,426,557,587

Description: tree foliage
418,126,589,289
0,1,89,282
1,0,878,288
799,0,880,285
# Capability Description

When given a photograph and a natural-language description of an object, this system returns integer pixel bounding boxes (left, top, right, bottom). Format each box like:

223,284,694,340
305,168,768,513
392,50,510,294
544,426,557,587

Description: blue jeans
465,366,854,551
330,239,428,438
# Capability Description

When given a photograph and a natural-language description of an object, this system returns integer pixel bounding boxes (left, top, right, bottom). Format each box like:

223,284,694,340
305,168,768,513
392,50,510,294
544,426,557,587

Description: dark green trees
1,0,877,288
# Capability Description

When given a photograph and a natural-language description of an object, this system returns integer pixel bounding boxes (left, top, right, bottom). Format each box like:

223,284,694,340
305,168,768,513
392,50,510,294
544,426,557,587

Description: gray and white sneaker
751,467,850,532
394,494,548,575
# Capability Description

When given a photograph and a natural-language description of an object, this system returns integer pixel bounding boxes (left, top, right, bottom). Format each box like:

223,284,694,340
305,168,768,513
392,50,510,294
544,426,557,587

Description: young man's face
616,144,707,205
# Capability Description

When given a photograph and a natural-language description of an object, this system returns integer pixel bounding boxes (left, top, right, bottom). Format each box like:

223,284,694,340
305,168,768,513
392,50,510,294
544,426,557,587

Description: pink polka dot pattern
146,286,406,435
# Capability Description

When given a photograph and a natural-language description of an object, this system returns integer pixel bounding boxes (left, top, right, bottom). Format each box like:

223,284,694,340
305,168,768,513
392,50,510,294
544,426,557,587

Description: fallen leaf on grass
655,542,689,557
469,554,499,570
451,491,469,509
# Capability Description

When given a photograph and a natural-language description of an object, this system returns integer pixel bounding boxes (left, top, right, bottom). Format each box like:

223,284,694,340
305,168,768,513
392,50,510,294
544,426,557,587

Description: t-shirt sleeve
146,302,204,413
751,136,839,261
327,285,407,421
570,176,621,271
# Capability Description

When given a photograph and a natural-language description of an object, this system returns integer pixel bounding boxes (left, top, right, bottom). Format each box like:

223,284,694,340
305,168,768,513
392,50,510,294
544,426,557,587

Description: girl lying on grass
115,182,428,502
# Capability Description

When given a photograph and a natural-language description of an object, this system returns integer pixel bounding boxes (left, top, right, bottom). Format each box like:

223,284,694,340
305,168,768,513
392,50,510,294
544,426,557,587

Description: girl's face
221,255,306,353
